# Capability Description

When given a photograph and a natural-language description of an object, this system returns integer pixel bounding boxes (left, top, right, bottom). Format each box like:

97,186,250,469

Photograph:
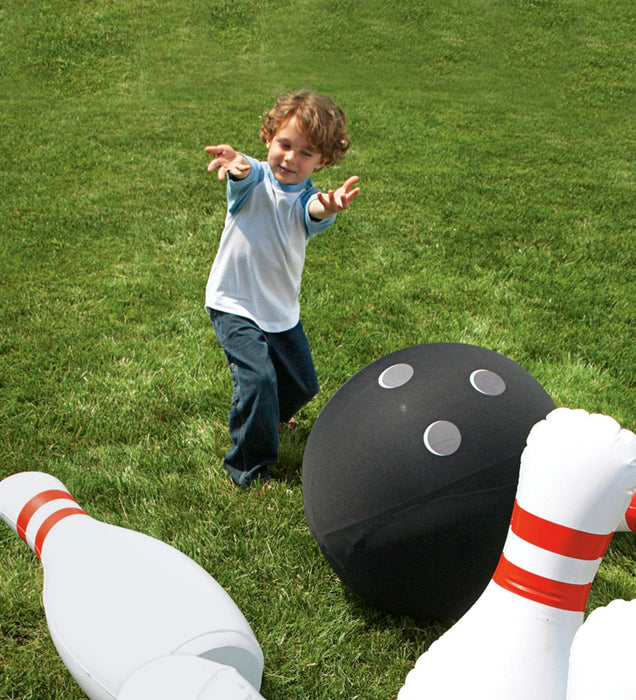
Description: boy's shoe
230,468,274,490
257,468,273,484
255,469,274,493
279,417,299,433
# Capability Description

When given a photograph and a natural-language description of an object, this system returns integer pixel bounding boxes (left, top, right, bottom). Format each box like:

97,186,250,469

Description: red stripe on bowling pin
509,500,614,560
493,500,614,612
493,555,592,612
624,494,636,531
16,489,86,559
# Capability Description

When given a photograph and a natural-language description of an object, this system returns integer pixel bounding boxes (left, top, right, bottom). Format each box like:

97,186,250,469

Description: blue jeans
209,309,319,487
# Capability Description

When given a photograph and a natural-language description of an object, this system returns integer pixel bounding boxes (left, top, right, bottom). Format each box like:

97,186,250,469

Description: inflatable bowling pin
566,598,636,700
0,472,264,700
118,656,266,699
398,408,636,700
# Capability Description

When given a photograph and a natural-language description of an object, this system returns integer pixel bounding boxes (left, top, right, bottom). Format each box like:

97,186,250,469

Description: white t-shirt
205,157,336,332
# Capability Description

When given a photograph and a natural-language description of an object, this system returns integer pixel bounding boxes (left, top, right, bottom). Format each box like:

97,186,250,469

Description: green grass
1,0,634,698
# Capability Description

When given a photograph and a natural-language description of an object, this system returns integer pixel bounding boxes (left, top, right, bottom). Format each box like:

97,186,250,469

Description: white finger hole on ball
378,363,414,389
470,369,506,396
423,420,462,456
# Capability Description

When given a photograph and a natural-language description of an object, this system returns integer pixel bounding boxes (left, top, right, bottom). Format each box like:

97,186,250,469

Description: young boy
205,90,360,488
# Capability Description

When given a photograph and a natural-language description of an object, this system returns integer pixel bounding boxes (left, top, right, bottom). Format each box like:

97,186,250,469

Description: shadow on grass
274,427,311,487
341,584,455,648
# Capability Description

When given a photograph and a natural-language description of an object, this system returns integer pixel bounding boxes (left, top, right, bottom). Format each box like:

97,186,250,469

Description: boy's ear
315,157,328,171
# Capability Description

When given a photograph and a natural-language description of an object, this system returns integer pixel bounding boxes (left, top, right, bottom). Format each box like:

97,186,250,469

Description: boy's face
266,115,326,185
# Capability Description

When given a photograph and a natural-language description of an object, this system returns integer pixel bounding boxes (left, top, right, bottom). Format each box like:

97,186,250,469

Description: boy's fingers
322,190,335,206
207,158,224,172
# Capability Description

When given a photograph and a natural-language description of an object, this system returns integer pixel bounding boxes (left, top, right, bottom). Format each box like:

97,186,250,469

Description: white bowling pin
566,598,636,700
398,408,636,700
0,472,264,700
118,656,266,700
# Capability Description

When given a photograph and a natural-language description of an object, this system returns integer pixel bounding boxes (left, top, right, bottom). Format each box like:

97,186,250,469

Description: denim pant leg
210,311,279,487
266,320,320,423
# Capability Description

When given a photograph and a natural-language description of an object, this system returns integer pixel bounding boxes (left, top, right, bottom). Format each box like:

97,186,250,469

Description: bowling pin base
118,656,266,700
41,516,264,698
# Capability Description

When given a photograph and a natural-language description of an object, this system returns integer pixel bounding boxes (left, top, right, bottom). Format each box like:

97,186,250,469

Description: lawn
1,1,634,698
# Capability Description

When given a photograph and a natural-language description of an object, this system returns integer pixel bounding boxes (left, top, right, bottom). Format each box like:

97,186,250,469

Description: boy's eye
275,139,316,158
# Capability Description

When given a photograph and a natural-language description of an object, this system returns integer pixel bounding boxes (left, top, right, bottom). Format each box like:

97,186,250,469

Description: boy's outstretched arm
205,144,252,180
309,176,361,220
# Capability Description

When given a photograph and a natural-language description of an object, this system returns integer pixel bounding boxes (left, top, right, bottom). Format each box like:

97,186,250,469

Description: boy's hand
310,176,361,219
205,144,251,180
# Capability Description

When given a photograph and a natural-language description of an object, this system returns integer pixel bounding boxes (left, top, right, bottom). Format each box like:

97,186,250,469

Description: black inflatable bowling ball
302,343,555,620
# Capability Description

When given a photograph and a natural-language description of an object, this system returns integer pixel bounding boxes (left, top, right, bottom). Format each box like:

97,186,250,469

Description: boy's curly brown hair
260,90,351,168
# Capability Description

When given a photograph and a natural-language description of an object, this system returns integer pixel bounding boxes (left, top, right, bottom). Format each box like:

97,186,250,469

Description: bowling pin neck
493,500,614,614
0,472,87,559
493,409,636,613
509,500,614,561
493,553,593,613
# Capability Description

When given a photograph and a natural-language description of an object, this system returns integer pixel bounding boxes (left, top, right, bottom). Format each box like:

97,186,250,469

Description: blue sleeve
302,191,337,239
227,156,265,215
